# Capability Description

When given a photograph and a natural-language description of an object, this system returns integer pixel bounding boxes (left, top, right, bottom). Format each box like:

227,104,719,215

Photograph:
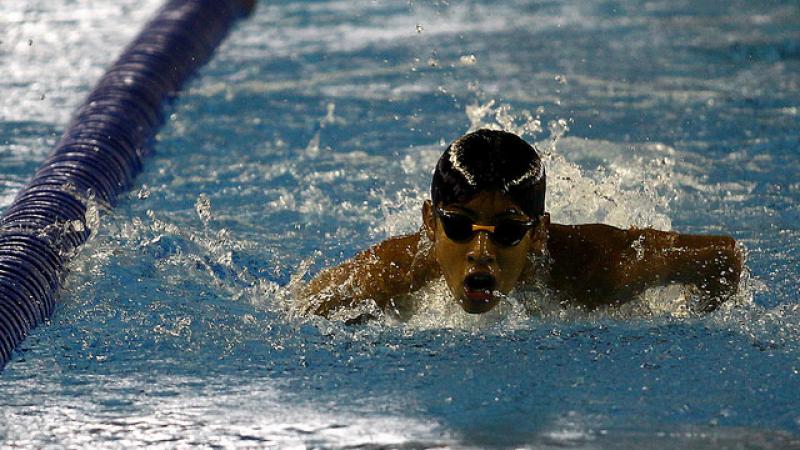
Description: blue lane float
0,0,256,368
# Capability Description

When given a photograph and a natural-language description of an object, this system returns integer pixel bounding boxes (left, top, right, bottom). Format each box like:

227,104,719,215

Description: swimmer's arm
645,229,743,311
548,224,743,310
300,232,437,317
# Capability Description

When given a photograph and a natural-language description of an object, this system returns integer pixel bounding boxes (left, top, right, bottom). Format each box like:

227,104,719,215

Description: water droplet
242,314,257,325
459,54,477,65
70,220,85,232
137,187,151,200
321,103,337,126
549,118,570,139
195,193,212,224
305,131,321,157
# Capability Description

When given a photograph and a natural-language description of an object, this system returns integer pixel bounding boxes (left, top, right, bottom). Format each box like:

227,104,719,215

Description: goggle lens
437,209,535,247
494,221,533,246
439,212,474,242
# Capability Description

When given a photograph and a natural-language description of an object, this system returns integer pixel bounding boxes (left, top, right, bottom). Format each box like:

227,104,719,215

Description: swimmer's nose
467,231,496,265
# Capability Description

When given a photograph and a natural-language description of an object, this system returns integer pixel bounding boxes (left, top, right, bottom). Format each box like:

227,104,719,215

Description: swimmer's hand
668,233,743,311
299,232,437,317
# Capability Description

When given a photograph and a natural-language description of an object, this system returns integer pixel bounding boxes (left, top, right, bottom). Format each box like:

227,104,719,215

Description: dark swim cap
431,129,546,217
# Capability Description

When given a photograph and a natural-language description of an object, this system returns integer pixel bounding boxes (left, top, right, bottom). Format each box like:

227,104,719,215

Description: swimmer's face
423,191,547,313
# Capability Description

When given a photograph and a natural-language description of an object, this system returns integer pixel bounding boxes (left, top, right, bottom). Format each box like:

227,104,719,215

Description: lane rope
0,0,256,368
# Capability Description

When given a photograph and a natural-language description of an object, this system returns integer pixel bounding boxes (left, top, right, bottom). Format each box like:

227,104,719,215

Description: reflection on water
1,0,799,447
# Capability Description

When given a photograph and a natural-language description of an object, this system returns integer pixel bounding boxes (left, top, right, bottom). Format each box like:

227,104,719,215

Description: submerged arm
548,224,743,311
300,232,436,317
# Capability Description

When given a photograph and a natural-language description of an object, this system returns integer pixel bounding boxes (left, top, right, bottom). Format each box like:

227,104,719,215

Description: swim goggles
436,208,537,247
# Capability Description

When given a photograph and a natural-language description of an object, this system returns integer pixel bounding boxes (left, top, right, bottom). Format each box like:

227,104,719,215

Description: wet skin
301,192,742,317
421,191,540,313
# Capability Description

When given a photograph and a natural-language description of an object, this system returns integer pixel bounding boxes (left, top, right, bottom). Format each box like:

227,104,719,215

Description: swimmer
301,129,743,317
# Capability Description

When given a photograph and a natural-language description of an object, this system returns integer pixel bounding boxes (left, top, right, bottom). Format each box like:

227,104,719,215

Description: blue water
1,0,800,447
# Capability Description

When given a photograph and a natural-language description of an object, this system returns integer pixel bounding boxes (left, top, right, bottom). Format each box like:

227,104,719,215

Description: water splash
462,101,672,228
195,193,212,226
68,96,760,336
466,100,543,138
58,99,757,335
360,102,754,325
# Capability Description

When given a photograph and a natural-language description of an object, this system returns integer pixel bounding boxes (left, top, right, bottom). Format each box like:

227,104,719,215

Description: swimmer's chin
458,299,499,314
457,288,499,314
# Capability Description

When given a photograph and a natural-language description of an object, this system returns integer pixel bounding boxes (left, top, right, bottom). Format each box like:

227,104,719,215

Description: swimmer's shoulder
369,232,423,260
303,232,435,316
369,231,439,291
547,223,630,264
545,223,640,305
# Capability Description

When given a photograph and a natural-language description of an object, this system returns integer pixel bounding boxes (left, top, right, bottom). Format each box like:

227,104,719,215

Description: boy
302,129,742,317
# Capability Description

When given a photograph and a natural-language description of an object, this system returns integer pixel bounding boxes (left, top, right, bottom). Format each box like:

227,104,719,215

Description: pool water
2,0,800,447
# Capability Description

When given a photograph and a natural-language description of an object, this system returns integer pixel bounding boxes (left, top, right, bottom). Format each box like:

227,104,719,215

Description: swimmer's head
423,129,548,314
431,128,546,218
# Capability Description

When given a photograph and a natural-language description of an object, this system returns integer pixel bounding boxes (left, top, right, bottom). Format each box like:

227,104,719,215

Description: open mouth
463,272,497,303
